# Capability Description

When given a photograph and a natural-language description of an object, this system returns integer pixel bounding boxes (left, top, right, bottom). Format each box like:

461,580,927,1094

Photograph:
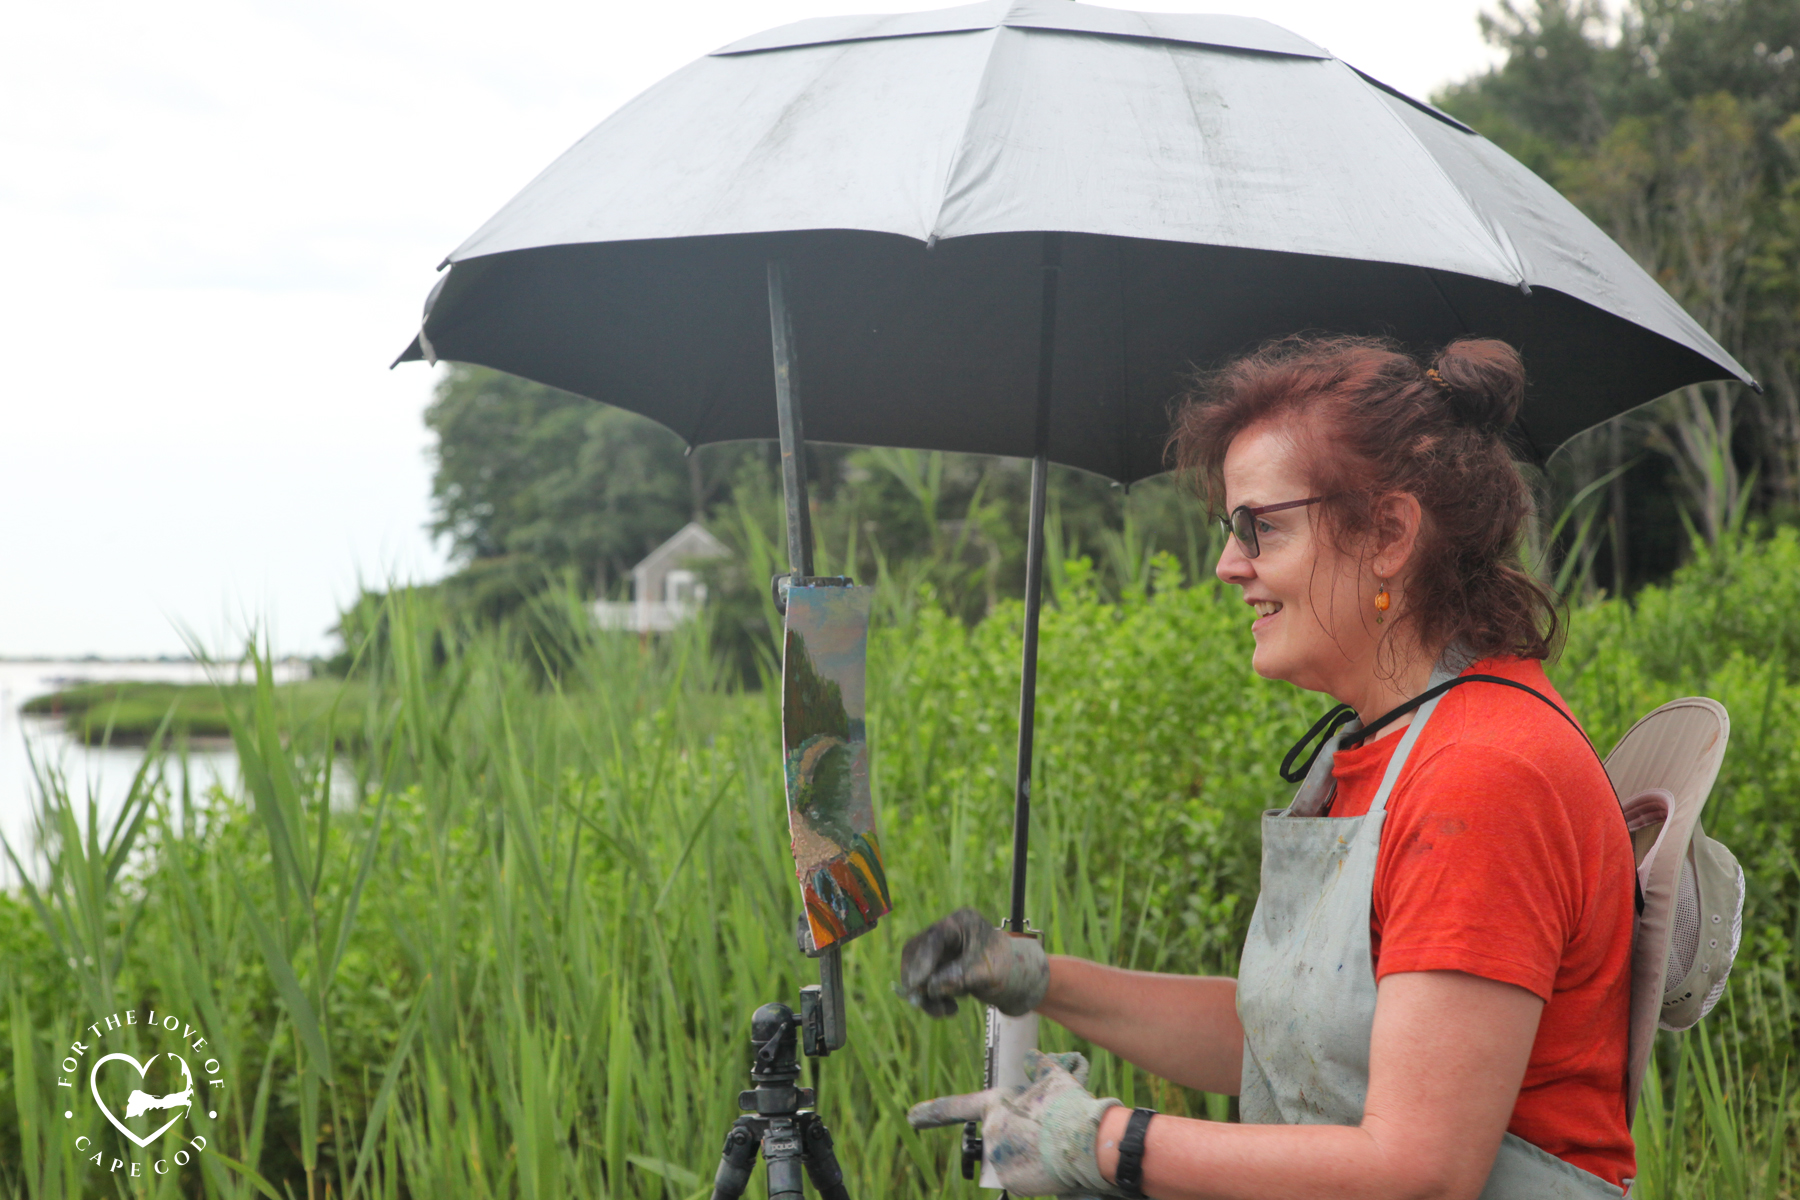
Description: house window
664,569,706,606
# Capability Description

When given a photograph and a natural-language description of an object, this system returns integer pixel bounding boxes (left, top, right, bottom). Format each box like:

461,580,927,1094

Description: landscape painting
781,584,892,950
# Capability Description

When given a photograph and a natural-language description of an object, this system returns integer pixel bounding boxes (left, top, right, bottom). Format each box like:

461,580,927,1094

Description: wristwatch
1115,1106,1156,1198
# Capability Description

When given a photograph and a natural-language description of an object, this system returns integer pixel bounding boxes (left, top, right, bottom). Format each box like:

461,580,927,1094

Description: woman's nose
1216,536,1254,585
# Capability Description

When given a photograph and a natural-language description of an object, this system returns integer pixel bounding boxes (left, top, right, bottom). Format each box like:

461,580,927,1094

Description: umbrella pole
1009,233,1061,934
766,257,849,1056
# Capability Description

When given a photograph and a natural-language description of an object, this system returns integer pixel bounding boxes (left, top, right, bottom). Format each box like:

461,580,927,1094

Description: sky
0,0,1505,659
791,587,874,720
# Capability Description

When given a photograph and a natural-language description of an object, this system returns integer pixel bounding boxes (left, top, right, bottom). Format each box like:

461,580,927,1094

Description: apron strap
1363,689,1445,819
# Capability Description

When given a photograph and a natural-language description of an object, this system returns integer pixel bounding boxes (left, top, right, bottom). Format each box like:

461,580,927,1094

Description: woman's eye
1256,519,1276,535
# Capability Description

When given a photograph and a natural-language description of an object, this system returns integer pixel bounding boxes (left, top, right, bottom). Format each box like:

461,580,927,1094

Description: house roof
633,521,730,578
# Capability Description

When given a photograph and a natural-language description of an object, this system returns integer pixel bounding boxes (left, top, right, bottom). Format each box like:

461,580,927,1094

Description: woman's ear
1370,493,1424,581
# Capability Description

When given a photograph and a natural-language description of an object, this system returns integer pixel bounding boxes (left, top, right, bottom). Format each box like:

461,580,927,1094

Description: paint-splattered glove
899,907,1049,1017
908,1049,1123,1198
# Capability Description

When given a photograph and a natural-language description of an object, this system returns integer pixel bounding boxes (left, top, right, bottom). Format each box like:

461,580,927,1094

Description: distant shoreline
17,676,348,748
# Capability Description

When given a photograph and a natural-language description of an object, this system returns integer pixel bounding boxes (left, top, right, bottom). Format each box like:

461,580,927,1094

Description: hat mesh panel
1666,856,1702,986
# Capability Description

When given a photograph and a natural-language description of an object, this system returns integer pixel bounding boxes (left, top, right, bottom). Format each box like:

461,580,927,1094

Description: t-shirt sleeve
1371,743,1582,1001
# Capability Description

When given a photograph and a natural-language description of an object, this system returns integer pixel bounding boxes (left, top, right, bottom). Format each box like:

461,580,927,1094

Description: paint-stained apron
1235,670,1626,1198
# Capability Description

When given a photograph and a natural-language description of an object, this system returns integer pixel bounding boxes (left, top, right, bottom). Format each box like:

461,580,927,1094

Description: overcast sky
0,0,1505,659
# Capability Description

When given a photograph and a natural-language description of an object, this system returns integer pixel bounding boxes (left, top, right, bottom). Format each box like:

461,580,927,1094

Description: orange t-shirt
1326,656,1636,1189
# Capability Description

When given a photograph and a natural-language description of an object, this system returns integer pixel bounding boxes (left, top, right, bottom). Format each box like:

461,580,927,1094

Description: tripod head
744,1003,811,1112
713,1001,850,1200
752,1003,801,1076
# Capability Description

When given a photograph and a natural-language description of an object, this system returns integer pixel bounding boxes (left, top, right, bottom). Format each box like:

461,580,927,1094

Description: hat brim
1605,697,1730,1123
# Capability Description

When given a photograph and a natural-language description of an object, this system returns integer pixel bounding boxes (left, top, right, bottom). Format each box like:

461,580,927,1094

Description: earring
1374,584,1391,624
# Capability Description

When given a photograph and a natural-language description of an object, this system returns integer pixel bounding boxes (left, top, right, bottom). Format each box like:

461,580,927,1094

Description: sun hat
1604,697,1743,1121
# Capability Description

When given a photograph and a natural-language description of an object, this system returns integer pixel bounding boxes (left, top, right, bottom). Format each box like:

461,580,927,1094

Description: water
0,659,308,886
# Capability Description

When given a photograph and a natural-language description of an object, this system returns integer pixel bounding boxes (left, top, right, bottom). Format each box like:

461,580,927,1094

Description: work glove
899,907,1049,1017
908,1048,1123,1198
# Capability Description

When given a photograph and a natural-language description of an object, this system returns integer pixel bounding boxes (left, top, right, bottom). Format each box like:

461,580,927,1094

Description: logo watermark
58,1006,225,1178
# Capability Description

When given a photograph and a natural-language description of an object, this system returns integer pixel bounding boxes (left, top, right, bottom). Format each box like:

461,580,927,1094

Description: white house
592,521,731,633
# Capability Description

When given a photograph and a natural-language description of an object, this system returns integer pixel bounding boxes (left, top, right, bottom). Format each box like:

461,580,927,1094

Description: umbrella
395,0,1751,1099
398,0,1750,475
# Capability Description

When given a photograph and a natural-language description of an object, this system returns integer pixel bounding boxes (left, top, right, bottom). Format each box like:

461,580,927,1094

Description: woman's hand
908,1049,1122,1197
899,908,1049,1017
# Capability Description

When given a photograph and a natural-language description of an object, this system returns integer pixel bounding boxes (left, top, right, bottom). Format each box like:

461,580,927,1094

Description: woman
901,336,1635,1199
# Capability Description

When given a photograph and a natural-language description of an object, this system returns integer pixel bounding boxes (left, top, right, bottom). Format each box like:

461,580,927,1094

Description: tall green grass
3,535,1796,1197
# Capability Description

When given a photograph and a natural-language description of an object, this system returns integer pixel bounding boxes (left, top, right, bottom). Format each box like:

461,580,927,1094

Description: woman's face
1214,423,1378,696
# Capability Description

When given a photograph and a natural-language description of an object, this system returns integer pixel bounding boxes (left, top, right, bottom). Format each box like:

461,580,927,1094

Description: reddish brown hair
1170,335,1560,661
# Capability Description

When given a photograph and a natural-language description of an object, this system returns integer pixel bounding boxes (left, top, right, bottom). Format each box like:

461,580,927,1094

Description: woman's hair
1169,334,1560,661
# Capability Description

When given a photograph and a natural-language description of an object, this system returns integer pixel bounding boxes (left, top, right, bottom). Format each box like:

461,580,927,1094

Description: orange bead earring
1374,584,1391,624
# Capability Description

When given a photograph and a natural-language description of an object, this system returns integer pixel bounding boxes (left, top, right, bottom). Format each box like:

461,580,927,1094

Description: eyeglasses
1220,496,1327,558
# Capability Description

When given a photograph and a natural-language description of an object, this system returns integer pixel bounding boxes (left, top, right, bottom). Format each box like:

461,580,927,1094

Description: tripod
710,999,851,1200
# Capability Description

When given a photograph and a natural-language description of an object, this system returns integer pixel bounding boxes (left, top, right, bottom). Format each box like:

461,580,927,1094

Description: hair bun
1430,339,1524,433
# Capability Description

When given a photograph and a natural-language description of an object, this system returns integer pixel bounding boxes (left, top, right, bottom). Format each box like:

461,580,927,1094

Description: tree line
1440,0,1800,588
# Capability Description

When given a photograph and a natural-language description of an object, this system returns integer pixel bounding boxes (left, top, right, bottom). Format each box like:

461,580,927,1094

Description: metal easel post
767,257,847,1053
769,259,816,583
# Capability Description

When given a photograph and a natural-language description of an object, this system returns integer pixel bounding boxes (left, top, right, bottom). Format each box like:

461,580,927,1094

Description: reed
2,534,1796,1198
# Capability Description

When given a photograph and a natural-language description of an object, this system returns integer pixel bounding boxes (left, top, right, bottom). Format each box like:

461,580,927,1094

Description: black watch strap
1114,1106,1156,1198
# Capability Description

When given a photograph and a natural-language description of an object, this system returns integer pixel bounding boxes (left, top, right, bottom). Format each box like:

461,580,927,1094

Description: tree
1438,0,1800,581
424,365,751,592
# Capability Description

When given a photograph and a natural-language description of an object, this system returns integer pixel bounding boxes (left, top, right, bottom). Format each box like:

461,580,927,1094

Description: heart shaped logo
90,1052,195,1149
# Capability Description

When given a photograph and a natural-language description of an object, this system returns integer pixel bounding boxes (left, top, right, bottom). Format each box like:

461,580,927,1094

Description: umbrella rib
926,26,1010,242
1334,61,1528,290
1421,268,1472,338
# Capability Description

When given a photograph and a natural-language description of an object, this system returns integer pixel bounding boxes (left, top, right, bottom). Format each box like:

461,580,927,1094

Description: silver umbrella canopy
396,0,1753,973
398,0,1750,478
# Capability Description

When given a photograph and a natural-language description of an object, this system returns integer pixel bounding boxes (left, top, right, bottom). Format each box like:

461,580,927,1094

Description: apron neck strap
1280,653,1469,785
1362,689,1445,818
1345,659,1468,747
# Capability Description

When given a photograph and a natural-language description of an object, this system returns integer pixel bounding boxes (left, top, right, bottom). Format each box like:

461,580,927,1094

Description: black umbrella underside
398,229,1726,480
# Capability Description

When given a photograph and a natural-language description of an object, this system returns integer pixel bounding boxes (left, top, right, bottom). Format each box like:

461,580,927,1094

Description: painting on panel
781,584,892,951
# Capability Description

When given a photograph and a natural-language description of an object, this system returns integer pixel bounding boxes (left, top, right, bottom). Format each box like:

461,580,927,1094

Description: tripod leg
711,1117,762,1200
798,1112,851,1200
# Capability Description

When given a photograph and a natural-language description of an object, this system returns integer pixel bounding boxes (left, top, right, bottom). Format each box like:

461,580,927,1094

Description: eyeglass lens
1227,507,1260,558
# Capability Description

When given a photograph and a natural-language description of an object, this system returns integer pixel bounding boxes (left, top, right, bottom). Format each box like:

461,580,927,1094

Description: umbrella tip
1517,280,1532,296
926,233,940,250
1749,377,1765,395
